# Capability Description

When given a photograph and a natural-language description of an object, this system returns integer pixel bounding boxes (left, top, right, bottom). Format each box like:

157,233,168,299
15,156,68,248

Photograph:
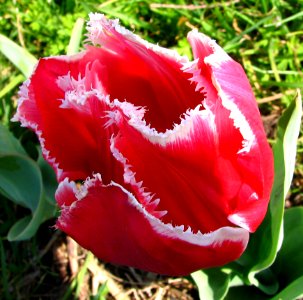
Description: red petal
111,102,243,233
85,14,204,132
187,31,274,231
110,83,272,233
14,55,123,184
56,176,249,276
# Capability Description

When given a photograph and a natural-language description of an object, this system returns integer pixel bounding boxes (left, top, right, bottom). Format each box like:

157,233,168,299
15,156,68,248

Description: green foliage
0,124,57,241
0,0,83,57
0,123,26,155
236,92,302,284
61,252,109,300
0,154,42,211
67,17,85,55
191,268,230,300
270,207,303,300
0,34,37,77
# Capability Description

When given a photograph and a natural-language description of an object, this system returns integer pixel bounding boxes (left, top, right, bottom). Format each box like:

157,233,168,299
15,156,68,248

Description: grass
0,0,302,299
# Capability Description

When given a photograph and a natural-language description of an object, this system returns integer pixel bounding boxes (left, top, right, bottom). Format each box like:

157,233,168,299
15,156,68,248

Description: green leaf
7,216,32,240
66,17,84,55
0,123,26,155
0,151,58,241
191,268,230,300
7,191,57,241
270,207,303,296
0,154,42,211
0,74,25,99
0,33,37,77
0,129,58,241
225,285,269,300
271,276,303,300
235,91,302,289
37,149,58,205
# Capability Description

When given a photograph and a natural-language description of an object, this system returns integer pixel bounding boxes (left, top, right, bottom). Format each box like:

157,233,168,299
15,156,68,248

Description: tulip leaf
37,150,58,205
234,91,302,289
0,154,42,212
7,191,57,241
66,17,84,55
0,141,58,241
224,285,269,300
0,123,26,156
0,33,37,77
191,268,230,300
270,276,303,300
7,216,32,240
270,207,303,298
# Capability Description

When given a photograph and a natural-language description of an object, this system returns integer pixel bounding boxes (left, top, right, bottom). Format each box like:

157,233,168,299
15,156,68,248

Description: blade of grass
150,1,240,10
98,0,121,8
227,8,255,26
66,18,85,55
265,10,303,27
268,39,281,82
93,282,109,300
271,276,303,300
75,252,94,297
263,81,303,89
252,66,301,75
0,34,37,77
224,14,275,51
0,74,24,99
62,251,94,299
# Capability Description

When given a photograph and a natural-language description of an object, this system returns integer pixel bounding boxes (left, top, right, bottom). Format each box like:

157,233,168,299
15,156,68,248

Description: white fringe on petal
58,175,249,247
86,13,189,65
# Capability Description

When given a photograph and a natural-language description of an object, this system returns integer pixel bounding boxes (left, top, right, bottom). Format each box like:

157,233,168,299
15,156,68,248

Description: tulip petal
56,175,249,276
13,55,123,184
109,83,272,233
85,13,204,132
187,31,274,231
110,100,245,233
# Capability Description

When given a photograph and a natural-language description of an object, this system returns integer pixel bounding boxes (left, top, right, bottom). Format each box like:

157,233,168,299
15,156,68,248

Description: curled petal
187,31,274,231
110,102,237,232
85,13,204,132
110,89,271,233
13,55,123,184
56,175,249,276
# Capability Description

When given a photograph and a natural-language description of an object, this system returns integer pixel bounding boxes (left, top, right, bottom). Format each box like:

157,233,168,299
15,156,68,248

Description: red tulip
14,14,274,275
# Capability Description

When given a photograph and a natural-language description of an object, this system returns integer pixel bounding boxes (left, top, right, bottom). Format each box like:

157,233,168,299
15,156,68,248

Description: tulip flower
14,13,274,275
